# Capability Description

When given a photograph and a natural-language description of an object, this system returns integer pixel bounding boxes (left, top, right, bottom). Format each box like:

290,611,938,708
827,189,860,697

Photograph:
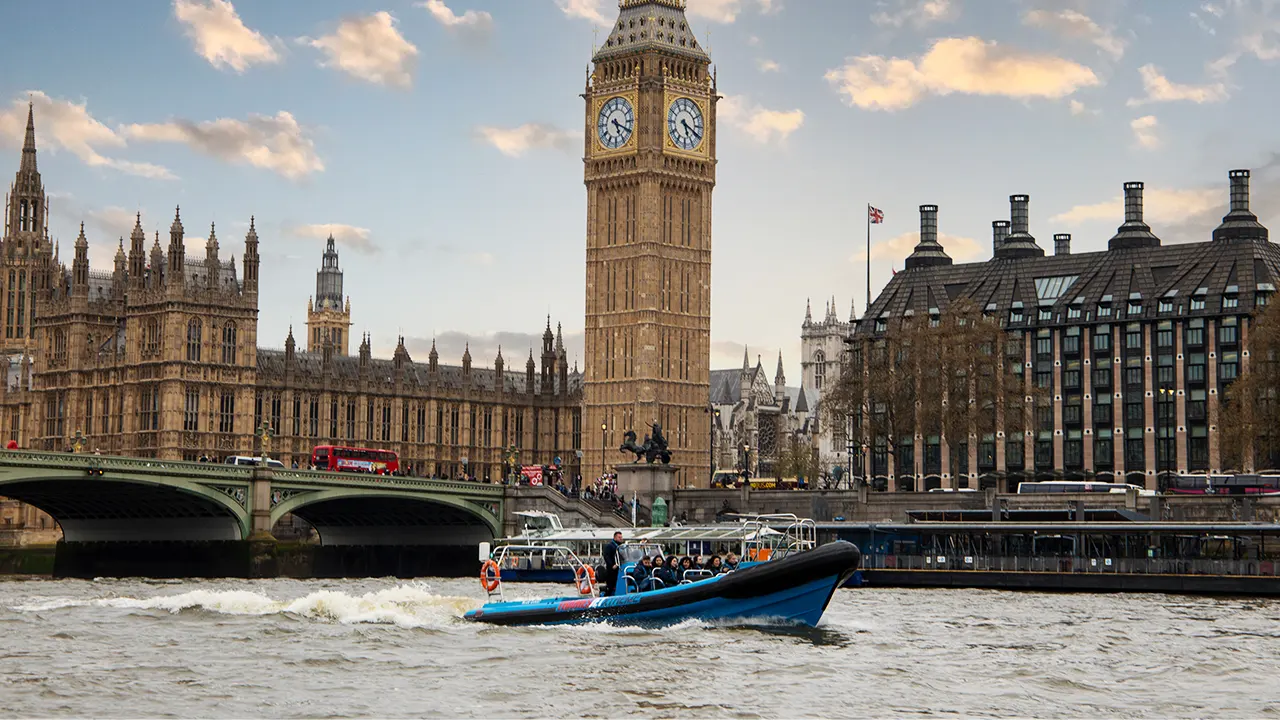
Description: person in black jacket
600,531,624,596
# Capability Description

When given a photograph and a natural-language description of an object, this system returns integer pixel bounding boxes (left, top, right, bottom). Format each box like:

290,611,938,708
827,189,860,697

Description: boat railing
483,543,597,601
732,513,818,559
864,553,1280,577
681,569,715,583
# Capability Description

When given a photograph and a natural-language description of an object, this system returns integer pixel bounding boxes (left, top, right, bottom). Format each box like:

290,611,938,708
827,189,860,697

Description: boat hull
465,540,861,627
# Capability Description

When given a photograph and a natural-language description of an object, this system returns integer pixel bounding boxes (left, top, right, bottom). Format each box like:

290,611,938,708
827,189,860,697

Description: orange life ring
574,565,596,595
480,559,501,592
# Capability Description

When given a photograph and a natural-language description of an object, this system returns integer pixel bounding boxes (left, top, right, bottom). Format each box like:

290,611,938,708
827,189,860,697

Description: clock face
597,97,634,150
667,97,704,151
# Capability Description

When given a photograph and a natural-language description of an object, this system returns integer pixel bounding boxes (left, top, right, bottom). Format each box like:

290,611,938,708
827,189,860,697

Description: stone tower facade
582,0,718,488
1,103,55,357
306,235,351,355
27,209,260,458
801,297,855,469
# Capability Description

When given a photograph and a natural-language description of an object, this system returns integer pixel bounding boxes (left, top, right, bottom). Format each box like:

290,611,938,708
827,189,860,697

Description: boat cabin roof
498,524,782,544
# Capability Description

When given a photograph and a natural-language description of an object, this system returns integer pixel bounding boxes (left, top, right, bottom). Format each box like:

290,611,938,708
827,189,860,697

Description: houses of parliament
0,104,584,506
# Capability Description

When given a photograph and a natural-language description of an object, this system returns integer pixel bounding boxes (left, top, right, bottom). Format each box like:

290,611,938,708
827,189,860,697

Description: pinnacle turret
20,102,37,174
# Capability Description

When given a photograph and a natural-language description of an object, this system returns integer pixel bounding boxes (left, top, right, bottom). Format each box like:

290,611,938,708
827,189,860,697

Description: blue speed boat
463,540,861,627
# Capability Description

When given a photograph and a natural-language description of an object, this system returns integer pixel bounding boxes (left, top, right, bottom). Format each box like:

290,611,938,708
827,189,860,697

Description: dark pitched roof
256,349,584,396
855,238,1280,336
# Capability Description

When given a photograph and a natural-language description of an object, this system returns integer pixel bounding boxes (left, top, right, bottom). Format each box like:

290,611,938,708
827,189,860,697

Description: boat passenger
679,556,694,579
723,552,739,571
707,556,725,574
653,557,679,589
600,531,624,596
628,556,655,592
692,554,704,570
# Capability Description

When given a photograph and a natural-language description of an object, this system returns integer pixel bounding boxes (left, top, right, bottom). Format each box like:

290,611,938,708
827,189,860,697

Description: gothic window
52,329,67,366
142,318,160,358
401,405,410,442
219,390,235,433
345,400,356,439
221,322,237,364
813,350,826,390
417,407,426,444
381,406,391,442
292,396,301,436
17,271,26,339
184,388,200,432
139,385,159,432
366,400,374,441
330,400,339,438
309,397,319,438
270,394,282,434
186,319,202,362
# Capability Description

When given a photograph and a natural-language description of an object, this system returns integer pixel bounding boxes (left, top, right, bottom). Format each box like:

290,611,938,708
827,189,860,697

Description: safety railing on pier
864,553,1280,577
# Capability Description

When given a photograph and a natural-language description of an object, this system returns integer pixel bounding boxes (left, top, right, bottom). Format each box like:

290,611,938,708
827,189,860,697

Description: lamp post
71,430,86,454
708,407,720,485
741,443,751,480
600,422,607,480
255,421,274,460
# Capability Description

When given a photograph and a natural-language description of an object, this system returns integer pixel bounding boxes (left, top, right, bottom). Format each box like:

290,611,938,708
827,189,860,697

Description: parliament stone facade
0,104,583,490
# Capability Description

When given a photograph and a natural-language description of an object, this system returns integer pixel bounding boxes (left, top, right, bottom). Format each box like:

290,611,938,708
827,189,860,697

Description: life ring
480,559,501,592
574,565,596,595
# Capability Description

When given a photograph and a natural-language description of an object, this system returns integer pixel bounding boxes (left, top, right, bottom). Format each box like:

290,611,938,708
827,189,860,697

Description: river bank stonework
2,577,1278,718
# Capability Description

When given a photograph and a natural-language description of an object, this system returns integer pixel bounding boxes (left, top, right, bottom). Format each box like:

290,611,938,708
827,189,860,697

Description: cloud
824,36,1100,111
718,96,804,143
1050,187,1222,227
1068,99,1099,116
687,0,747,23
757,58,780,72
1210,0,1280,74
405,328,585,370
758,0,780,14
123,111,323,179
172,0,280,72
557,0,609,25
474,123,578,157
871,0,958,28
287,223,378,255
864,231,985,263
302,12,418,88
418,0,493,40
1023,8,1126,60
0,91,174,179
1129,115,1161,149
1127,64,1229,106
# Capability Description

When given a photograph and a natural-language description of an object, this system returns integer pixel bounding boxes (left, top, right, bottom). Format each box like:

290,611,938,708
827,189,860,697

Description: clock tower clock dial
582,0,718,488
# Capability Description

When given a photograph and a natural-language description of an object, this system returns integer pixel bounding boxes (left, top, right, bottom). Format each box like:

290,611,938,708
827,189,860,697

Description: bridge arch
271,488,500,546
0,472,250,542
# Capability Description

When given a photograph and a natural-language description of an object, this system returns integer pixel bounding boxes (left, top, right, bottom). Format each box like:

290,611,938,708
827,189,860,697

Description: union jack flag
868,206,884,224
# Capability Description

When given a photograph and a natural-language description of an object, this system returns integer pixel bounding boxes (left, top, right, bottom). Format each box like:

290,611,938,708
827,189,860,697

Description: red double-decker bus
311,445,400,475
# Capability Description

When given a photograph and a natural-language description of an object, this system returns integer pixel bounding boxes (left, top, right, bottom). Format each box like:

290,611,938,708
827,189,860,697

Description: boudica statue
619,422,673,465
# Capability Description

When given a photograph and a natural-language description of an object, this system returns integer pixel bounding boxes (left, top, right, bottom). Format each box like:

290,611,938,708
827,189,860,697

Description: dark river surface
2,576,1278,718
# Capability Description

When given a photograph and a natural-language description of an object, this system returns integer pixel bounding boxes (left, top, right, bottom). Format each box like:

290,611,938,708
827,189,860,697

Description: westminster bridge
2,451,1274,577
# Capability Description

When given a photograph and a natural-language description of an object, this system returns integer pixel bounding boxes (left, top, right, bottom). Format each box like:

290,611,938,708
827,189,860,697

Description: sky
0,0,1277,385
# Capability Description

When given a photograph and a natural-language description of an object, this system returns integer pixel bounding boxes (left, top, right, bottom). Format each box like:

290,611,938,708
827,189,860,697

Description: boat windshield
620,543,664,563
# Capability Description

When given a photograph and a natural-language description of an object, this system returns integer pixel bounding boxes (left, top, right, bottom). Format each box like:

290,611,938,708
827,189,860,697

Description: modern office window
1125,325,1143,350
1094,329,1111,352
1219,323,1239,345
1062,333,1080,354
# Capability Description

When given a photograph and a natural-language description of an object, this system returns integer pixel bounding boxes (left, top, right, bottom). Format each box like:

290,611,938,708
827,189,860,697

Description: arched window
221,322,237,364
814,350,826,390
142,318,160,357
187,319,202,362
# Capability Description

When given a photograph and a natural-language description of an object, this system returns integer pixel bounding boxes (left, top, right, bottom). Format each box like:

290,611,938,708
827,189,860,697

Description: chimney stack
1229,169,1250,212
904,204,952,269
1109,181,1160,250
992,220,1010,252
920,204,938,245
1213,168,1268,243
1010,195,1030,235
1054,233,1071,256
994,195,1044,259
1124,182,1144,223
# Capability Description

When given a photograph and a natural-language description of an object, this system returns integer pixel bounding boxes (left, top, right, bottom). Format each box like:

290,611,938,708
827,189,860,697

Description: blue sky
0,0,1276,384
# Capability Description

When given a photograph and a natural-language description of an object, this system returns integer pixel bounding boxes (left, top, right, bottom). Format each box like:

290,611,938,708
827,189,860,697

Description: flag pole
866,203,872,314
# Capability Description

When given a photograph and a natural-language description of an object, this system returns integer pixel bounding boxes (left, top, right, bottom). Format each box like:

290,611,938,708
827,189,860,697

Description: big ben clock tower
583,0,717,488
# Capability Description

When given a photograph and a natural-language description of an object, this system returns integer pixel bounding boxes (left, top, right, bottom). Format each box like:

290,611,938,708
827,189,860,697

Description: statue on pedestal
619,422,672,464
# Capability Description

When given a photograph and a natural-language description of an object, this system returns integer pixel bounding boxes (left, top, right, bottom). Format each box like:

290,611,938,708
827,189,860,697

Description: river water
2,576,1278,718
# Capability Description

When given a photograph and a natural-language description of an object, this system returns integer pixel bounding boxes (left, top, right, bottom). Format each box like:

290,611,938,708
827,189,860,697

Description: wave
11,583,480,629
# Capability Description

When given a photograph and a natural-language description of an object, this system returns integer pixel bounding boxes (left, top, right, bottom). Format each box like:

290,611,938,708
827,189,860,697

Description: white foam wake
12,583,479,629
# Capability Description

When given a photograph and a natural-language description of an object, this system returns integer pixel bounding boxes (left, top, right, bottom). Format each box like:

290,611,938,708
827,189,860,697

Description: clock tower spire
582,0,717,487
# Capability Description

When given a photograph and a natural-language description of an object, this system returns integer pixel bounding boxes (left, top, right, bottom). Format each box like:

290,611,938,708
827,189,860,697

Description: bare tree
1222,300,1280,471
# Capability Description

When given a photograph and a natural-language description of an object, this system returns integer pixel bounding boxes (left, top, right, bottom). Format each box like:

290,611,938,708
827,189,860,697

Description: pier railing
864,553,1280,577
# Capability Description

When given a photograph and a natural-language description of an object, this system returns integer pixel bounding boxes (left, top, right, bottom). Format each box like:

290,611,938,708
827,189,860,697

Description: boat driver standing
600,531,624,596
